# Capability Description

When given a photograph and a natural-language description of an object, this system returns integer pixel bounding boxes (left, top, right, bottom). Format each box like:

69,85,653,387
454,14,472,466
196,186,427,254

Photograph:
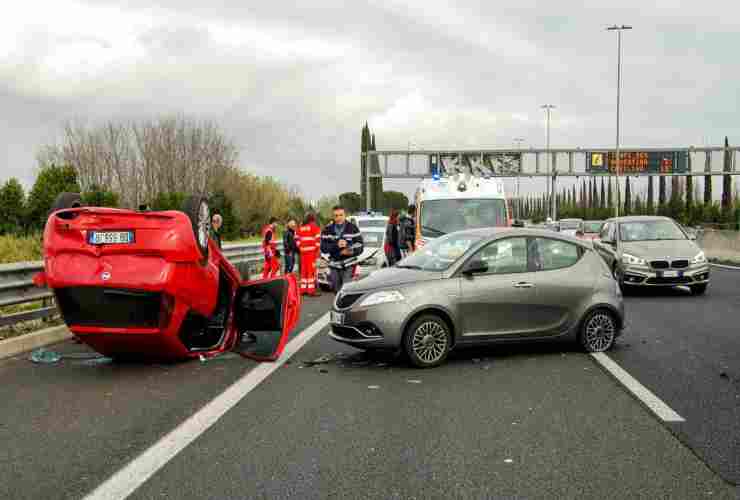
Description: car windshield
361,232,383,248
560,221,581,230
619,220,687,242
420,198,507,237
396,233,482,272
357,219,387,228
583,222,603,233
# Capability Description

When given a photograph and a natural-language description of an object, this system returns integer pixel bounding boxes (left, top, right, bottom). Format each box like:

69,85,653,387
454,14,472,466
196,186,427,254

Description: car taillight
159,294,175,328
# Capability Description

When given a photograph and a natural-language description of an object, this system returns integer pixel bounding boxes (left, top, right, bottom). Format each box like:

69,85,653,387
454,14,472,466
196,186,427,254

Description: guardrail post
535,152,540,174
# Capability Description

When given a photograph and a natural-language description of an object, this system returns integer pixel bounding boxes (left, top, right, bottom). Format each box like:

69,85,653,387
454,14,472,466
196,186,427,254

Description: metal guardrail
0,242,282,329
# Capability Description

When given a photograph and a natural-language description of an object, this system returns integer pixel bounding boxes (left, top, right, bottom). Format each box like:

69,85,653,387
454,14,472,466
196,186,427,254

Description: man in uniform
261,217,280,279
320,205,363,292
296,213,322,296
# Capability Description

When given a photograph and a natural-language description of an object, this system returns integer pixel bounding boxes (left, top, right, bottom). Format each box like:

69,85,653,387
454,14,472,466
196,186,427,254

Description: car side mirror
462,258,488,276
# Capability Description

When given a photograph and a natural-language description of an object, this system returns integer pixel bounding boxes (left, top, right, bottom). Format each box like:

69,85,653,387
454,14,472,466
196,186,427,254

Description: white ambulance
414,172,511,248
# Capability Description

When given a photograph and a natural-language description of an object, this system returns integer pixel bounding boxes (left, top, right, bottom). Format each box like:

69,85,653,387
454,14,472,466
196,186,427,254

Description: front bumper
328,299,410,350
621,264,710,286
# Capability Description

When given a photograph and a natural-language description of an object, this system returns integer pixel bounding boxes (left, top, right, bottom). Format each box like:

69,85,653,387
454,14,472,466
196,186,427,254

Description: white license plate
330,311,345,325
89,231,134,245
663,270,679,277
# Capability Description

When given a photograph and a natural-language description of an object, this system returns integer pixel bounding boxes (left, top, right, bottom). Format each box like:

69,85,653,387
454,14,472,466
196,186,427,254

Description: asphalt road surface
0,267,738,499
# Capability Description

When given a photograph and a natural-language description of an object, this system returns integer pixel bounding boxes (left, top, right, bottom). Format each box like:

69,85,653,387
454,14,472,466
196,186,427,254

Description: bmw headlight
691,251,706,264
621,253,646,266
359,290,405,307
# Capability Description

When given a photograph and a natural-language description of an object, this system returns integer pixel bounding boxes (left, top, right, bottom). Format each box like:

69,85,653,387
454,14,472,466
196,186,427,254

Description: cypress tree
624,177,632,214
647,176,654,214
607,179,613,209
722,136,733,211
592,178,599,210
659,176,667,205
360,123,370,207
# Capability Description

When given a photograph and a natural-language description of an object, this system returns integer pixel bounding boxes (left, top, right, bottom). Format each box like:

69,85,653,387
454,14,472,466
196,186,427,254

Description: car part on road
580,309,617,352
404,314,452,368
29,348,62,364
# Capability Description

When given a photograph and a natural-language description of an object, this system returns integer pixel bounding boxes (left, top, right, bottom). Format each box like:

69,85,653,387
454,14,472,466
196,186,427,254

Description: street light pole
541,105,555,220
607,24,632,219
514,138,525,220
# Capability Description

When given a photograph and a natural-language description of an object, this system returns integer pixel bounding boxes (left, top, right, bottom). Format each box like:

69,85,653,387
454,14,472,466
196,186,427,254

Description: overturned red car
34,193,300,361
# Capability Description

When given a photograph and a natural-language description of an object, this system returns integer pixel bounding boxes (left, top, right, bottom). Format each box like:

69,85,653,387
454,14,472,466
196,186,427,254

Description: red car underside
38,207,244,360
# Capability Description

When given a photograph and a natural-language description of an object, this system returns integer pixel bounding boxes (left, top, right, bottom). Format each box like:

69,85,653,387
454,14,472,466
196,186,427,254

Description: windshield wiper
396,264,423,270
421,225,445,236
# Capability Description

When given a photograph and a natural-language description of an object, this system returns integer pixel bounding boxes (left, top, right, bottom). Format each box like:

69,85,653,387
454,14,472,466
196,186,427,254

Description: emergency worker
320,205,363,292
296,213,322,296
261,217,280,279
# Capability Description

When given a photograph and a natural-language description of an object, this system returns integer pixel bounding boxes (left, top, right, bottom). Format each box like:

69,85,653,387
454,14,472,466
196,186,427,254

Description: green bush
26,165,80,230
0,178,25,235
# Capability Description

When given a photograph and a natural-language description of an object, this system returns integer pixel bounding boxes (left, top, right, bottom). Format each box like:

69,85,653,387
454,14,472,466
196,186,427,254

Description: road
0,267,738,499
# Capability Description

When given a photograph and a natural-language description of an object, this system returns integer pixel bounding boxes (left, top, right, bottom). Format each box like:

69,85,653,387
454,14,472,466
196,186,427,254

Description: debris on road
78,357,113,366
29,348,62,364
302,354,334,366
368,385,380,390
319,368,329,374
504,459,514,464
406,379,422,384
719,372,729,379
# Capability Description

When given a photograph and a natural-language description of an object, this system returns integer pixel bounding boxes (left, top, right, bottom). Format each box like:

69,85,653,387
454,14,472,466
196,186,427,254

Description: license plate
662,270,679,277
330,311,345,325
88,231,134,245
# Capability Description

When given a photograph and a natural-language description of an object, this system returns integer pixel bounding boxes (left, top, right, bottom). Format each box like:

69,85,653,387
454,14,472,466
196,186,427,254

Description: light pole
541,104,555,220
607,24,632,219
513,138,525,219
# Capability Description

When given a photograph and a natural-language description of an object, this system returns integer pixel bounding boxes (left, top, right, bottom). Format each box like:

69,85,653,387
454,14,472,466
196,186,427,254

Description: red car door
235,273,301,361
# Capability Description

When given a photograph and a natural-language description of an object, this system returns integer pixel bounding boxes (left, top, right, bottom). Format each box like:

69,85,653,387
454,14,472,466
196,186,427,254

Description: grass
0,234,43,264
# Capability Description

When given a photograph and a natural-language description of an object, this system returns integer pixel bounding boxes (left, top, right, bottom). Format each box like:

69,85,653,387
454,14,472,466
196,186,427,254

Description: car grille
55,287,162,328
650,260,669,269
671,259,689,269
645,276,692,285
335,292,363,309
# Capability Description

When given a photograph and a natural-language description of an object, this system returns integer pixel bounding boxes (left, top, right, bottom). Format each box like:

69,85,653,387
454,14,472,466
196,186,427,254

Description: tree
382,191,410,212
647,176,654,214
704,170,712,206
600,178,606,210
587,179,593,210
369,134,384,211
722,136,733,212
26,164,80,229
150,192,187,211
607,179,613,210
592,178,599,211
81,185,119,208
624,177,632,214
686,174,693,213
360,123,370,208
338,192,363,214
0,178,25,234
39,116,238,209
659,176,667,206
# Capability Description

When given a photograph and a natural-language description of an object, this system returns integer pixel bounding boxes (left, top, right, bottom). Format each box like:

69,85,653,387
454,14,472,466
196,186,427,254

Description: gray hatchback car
329,228,625,368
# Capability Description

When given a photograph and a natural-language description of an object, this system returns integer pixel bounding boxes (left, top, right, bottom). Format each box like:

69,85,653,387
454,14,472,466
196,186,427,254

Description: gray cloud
1,0,739,202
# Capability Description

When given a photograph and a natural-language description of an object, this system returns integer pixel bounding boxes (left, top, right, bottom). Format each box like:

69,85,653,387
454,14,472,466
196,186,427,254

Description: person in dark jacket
211,213,223,250
320,205,363,292
399,204,416,257
282,219,298,274
384,209,402,266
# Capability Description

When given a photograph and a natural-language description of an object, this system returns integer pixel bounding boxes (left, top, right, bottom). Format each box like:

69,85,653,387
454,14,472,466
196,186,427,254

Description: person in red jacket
296,212,322,296
261,217,280,279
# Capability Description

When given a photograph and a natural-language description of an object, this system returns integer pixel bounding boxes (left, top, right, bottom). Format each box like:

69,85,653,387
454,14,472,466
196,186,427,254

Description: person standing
384,209,402,266
320,206,363,293
296,213,322,296
282,219,299,274
399,204,416,258
261,217,280,279
211,213,223,250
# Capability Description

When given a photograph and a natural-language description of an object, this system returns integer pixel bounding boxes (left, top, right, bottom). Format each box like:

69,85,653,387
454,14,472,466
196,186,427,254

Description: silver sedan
329,228,625,368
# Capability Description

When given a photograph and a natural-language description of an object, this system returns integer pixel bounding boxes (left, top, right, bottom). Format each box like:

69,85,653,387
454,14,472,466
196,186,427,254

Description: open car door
235,274,300,361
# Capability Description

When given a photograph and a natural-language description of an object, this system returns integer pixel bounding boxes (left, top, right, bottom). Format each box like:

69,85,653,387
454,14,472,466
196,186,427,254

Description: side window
599,222,611,240
608,223,617,241
476,237,528,274
532,238,581,271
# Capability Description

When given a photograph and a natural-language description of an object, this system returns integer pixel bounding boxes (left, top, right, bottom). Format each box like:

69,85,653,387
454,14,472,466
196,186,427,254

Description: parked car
593,216,709,295
577,220,605,241
558,218,583,237
329,228,625,368
34,192,301,361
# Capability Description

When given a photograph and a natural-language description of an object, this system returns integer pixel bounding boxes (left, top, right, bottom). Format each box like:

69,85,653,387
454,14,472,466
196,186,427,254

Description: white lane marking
591,352,685,423
710,262,740,270
83,313,330,500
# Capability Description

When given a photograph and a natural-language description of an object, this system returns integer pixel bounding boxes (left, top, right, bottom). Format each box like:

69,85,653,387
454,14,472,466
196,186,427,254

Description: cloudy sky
1,0,739,201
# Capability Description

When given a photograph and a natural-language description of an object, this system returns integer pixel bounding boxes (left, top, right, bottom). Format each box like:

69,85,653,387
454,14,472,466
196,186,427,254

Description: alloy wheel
584,312,616,352
412,321,449,364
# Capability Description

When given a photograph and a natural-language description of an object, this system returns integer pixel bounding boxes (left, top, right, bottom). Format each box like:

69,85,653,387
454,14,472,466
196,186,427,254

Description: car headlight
691,251,706,264
358,290,405,307
621,253,646,266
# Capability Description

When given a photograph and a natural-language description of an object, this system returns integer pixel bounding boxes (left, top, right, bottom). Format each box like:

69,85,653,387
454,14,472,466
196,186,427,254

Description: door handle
513,282,534,289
